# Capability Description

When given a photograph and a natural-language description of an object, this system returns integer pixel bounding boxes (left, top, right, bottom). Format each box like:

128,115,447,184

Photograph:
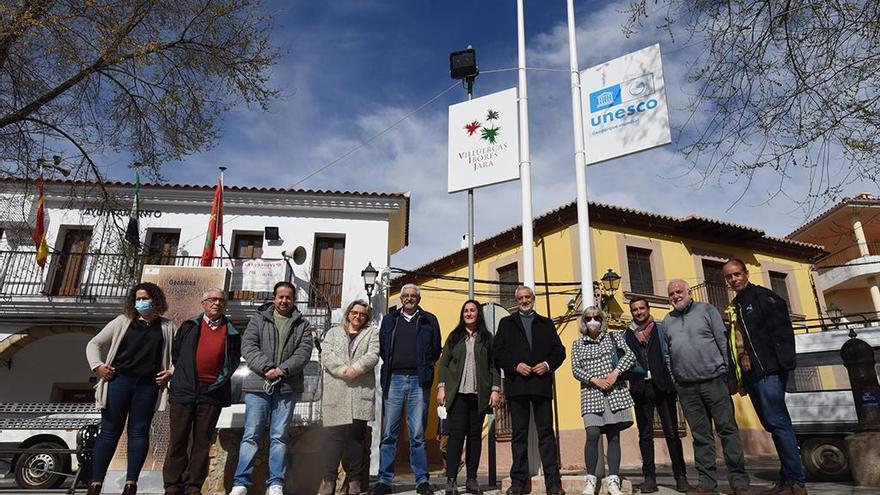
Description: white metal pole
517,0,535,289
566,0,594,307
218,166,226,265
467,90,475,300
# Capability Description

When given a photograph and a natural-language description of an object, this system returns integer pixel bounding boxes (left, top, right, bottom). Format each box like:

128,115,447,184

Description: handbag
609,333,646,377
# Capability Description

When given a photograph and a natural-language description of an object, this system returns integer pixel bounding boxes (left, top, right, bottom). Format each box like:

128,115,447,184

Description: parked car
0,409,99,490
785,325,880,481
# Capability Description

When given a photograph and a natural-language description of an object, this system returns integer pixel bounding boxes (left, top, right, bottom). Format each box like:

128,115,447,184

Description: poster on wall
241,259,287,292
581,43,672,165
447,87,520,193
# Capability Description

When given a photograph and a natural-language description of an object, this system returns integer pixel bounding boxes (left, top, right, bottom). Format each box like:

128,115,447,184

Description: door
231,233,264,300
702,260,731,314
310,236,345,308
146,231,180,265
48,228,92,296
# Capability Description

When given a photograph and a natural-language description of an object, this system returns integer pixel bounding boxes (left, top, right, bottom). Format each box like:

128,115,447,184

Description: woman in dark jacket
84,282,175,495
436,300,502,495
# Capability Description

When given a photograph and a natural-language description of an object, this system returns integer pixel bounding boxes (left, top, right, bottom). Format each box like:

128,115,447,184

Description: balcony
691,280,735,316
0,251,332,326
813,242,880,292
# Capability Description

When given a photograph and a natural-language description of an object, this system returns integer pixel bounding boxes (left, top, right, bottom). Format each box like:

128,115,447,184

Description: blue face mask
134,299,153,315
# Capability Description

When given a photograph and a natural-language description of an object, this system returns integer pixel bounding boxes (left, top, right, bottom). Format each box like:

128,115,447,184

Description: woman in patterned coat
571,306,635,495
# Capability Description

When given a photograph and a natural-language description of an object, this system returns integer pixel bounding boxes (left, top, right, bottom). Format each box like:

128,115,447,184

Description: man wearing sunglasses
493,286,566,495
164,288,241,495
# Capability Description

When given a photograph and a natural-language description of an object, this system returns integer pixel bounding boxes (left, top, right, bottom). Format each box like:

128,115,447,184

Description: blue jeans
745,372,806,486
91,374,159,482
378,374,429,485
233,391,297,487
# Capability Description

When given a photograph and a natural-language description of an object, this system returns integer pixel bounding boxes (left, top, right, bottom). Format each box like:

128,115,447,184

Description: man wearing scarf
623,297,690,493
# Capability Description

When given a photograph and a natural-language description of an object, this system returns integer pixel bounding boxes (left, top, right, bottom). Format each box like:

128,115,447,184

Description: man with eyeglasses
373,284,441,495
663,280,749,495
164,288,241,495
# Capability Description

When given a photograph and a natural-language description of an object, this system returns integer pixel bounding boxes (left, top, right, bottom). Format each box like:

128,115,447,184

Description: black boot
445,478,459,495
465,478,482,494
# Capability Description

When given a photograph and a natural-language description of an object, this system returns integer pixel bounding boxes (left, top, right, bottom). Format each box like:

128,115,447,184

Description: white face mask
585,320,601,332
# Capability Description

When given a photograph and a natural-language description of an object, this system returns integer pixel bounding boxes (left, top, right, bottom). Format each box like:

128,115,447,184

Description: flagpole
566,0,594,306
218,166,227,265
517,0,535,289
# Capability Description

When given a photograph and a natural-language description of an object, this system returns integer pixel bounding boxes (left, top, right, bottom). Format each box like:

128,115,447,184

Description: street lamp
362,262,379,300
600,269,621,294
597,269,621,312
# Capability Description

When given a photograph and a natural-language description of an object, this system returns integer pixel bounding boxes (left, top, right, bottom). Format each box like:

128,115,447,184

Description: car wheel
14,441,69,490
801,437,851,482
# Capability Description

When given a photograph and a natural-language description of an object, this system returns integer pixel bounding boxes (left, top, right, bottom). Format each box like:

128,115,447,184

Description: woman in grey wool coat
571,306,636,495
319,299,380,495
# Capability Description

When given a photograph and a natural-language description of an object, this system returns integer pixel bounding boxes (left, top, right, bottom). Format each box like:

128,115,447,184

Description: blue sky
96,0,876,269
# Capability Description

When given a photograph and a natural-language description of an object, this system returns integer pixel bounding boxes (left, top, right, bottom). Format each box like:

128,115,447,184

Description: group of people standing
82,256,807,495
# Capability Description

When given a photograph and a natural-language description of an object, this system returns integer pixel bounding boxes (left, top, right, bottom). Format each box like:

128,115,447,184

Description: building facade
788,193,880,321
391,200,824,471
0,177,409,404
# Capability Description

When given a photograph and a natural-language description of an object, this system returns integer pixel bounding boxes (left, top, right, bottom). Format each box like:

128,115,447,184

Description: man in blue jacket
373,284,441,495
723,259,806,495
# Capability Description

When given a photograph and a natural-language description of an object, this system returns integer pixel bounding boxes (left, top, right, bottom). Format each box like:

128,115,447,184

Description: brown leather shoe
348,480,363,495
687,485,719,494
758,482,788,495
319,480,336,495
732,486,752,495
640,478,659,493
122,483,138,495
87,482,103,495
788,484,807,495
506,486,525,495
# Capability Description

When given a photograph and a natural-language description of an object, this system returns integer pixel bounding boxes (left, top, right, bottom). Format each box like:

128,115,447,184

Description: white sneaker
581,474,597,495
266,485,284,495
605,475,622,495
229,486,247,495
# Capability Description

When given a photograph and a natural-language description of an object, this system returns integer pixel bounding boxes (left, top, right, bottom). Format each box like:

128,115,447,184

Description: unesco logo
588,73,659,127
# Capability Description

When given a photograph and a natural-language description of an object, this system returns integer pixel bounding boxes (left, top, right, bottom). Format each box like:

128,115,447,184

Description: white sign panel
241,259,287,292
448,87,520,193
581,44,671,165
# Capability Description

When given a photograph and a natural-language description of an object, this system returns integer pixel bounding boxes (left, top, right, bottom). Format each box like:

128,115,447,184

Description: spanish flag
32,173,49,268
200,176,223,267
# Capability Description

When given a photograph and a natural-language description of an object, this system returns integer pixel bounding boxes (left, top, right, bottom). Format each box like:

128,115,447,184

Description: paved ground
1,456,874,494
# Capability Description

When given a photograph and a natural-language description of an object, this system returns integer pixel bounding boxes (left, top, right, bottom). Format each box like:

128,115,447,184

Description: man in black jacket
623,297,690,493
723,259,806,495
492,286,566,495
164,288,241,495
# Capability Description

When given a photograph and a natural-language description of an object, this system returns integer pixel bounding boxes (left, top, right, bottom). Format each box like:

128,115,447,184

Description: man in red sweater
164,289,241,495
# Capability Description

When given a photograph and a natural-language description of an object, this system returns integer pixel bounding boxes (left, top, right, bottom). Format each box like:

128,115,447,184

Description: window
497,263,519,309
769,271,792,310
145,230,180,265
233,233,263,259
626,247,654,294
310,235,345,308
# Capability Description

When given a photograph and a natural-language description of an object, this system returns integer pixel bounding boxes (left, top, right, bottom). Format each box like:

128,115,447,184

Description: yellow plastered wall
394,221,820,437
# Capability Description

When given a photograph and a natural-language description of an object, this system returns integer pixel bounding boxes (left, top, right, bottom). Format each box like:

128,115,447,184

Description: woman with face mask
85,282,175,495
571,306,636,495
